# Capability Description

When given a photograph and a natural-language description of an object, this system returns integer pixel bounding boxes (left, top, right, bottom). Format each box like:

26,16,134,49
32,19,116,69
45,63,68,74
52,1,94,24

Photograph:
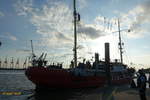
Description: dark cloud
130,0,150,31
77,45,85,50
55,32,72,42
77,23,105,39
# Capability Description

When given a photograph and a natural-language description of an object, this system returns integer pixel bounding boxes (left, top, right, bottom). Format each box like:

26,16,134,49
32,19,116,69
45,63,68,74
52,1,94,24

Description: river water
0,70,34,100
0,70,149,100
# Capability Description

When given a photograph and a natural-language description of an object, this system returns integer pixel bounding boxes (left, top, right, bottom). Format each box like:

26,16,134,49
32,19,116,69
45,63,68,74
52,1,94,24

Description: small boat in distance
25,0,135,90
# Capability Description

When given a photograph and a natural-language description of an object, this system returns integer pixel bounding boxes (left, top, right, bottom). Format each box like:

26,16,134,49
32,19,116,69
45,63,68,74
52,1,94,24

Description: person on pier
148,72,150,88
137,69,147,100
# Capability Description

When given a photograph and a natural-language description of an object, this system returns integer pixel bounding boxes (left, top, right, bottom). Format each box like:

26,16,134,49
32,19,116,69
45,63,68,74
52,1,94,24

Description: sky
0,0,150,69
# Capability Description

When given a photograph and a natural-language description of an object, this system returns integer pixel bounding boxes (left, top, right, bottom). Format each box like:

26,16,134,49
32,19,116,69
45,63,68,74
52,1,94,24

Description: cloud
129,3,150,30
78,23,105,39
0,11,4,17
77,0,88,9
77,44,85,50
119,0,150,38
14,0,33,16
134,1,150,24
14,0,106,47
16,49,31,53
13,0,111,60
55,32,72,42
0,33,17,41
30,2,73,42
131,54,150,68
5,32,17,41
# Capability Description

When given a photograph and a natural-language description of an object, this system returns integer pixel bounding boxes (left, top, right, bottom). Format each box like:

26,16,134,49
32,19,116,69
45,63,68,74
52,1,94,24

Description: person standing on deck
137,69,147,100
148,72,150,88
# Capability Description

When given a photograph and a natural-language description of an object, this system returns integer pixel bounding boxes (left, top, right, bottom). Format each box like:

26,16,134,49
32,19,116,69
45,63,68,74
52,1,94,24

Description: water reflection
27,86,131,100
32,90,76,100
27,88,99,100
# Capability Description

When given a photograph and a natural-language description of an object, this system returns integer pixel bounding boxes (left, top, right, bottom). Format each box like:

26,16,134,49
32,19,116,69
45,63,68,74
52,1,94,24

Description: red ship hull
25,67,133,89
25,67,107,89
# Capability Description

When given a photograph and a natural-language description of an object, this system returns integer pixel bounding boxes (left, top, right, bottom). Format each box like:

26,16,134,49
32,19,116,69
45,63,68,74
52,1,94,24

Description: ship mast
30,40,36,66
31,40,34,56
73,0,77,68
117,19,123,64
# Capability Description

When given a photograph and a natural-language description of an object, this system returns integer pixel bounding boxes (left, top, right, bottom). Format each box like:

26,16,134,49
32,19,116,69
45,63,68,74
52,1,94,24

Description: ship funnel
105,43,111,85
95,53,99,63
105,43,110,63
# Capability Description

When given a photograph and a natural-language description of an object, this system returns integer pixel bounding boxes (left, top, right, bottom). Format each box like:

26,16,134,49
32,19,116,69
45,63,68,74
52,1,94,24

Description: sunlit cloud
94,15,117,33
131,54,150,68
14,0,33,16
30,2,73,43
